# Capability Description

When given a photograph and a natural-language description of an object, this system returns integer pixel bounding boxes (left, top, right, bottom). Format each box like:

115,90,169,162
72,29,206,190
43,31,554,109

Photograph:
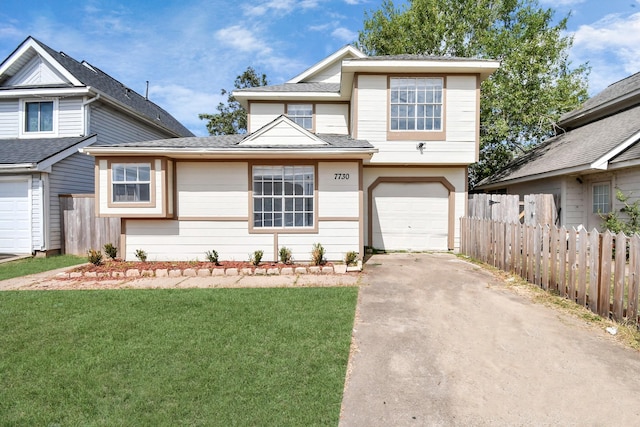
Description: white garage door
372,182,449,251
0,179,31,253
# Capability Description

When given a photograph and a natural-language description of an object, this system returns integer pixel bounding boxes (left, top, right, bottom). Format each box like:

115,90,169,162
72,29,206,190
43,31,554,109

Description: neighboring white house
0,36,193,255
476,71,640,232
83,45,499,262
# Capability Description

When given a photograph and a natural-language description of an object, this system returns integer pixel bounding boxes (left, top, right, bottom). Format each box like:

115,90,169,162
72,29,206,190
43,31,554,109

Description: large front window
112,163,151,203
253,166,314,228
25,101,53,132
390,77,443,131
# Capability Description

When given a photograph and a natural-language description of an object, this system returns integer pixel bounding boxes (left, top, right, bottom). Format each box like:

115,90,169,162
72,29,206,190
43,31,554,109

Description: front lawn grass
0,287,357,426
0,254,85,281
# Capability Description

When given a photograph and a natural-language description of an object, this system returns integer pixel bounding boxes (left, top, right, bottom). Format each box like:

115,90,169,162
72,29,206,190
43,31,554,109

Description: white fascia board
0,38,83,86
287,45,367,84
233,91,345,109
590,130,640,170
37,135,98,171
0,163,37,173
341,59,500,81
81,147,377,160
0,87,91,98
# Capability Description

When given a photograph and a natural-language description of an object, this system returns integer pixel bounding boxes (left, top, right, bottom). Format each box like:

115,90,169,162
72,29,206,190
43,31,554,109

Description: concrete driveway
340,253,640,426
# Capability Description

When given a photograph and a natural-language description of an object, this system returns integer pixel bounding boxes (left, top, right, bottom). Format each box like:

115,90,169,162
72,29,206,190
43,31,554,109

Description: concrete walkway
340,252,640,426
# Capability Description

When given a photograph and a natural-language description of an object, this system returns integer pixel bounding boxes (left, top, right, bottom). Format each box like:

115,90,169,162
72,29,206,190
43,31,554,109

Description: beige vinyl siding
89,103,173,145
124,220,273,262
445,76,477,143
315,104,349,134
363,166,466,250
307,61,343,83
177,162,248,218
98,158,165,216
5,56,67,86
249,103,284,132
279,221,359,261
58,97,84,136
318,162,359,217
355,75,387,142
48,152,95,250
245,120,324,145
0,99,19,137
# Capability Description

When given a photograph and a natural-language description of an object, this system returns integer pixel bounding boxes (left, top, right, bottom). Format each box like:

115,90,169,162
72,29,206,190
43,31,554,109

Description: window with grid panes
592,182,611,213
253,166,314,228
390,78,443,131
287,104,313,129
112,163,151,203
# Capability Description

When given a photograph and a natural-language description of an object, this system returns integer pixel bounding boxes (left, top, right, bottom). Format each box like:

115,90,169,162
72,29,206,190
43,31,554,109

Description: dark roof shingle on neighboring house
478,104,640,187
31,38,193,138
0,135,95,164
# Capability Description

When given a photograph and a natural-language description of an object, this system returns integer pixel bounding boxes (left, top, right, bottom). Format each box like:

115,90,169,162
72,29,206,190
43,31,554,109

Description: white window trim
592,181,611,214
111,163,152,204
19,98,59,138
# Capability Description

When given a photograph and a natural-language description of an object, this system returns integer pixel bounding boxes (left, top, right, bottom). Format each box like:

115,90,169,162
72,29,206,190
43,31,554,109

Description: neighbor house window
287,104,313,129
593,182,610,213
25,101,53,132
253,165,314,228
112,163,151,203
390,77,443,131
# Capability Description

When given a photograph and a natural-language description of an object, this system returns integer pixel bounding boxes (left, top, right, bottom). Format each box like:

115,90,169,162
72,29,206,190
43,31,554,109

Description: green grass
0,287,357,426
0,254,85,281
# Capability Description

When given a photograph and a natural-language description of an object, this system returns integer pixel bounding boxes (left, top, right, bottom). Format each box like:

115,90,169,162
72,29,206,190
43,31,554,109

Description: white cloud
242,0,320,17
331,27,358,42
214,25,273,54
571,12,640,93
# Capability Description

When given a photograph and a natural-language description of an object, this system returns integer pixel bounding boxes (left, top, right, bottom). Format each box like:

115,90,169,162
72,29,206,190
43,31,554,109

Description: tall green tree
358,0,589,187
199,67,268,135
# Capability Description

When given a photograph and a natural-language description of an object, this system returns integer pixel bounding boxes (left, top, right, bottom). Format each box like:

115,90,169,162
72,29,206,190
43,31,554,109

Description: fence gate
60,194,120,256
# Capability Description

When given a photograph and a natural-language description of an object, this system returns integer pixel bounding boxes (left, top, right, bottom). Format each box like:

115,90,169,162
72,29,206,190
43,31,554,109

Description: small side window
287,104,313,130
592,182,611,214
112,163,151,203
25,101,54,132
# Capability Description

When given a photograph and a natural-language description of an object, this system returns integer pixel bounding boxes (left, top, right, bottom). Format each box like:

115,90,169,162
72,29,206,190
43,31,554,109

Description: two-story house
0,36,193,255
83,45,499,262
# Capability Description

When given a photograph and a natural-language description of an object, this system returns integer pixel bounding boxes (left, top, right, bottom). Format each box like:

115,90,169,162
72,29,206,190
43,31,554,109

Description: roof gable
287,45,366,84
240,115,328,146
4,54,69,87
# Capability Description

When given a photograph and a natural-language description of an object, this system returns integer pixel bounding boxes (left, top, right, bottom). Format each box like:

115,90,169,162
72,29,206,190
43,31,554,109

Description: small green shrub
279,246,292,264
311,243,325,266
134,249,147,262
103,243,117,259
205,250,219,265
87,249,103,266
250,250,264,266
344,251,358,266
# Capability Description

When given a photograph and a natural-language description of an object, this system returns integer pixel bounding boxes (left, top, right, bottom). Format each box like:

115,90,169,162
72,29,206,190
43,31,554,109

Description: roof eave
476,164,590,190
341,59,500,81
233,91,345,109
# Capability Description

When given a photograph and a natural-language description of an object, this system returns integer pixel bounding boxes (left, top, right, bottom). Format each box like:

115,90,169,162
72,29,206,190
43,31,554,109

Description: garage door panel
0,180,31,253
372,182,448,251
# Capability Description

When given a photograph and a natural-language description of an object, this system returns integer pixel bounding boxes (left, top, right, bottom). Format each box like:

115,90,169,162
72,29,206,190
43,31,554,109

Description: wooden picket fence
460,217,640,324
468,193,557,226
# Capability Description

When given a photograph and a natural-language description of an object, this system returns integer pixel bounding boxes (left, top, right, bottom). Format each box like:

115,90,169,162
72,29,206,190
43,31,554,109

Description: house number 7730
334,173,350,180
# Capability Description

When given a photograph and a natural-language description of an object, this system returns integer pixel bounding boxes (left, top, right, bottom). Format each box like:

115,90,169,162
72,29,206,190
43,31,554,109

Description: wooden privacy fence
468,193,557,226
60,194,120,256
460,217,640,324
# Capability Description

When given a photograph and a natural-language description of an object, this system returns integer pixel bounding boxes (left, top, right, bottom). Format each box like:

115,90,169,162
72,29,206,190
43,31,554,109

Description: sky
0,0,637,136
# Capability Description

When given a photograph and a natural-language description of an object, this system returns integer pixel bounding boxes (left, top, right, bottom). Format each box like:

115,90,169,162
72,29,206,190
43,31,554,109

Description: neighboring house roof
477,104,640,188
0,36,193,137
236,82,340,94
0,135,97,171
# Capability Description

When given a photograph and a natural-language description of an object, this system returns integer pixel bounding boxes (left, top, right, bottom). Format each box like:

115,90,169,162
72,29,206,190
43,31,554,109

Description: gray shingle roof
0,135,94,164
92,133,373,150
478,104,640,186
235,82,340,94
30,38,193,137
560,72,640,125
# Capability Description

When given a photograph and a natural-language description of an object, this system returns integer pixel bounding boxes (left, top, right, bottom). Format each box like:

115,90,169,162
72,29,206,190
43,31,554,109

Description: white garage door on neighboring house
0,179,31,254
370,180,451,251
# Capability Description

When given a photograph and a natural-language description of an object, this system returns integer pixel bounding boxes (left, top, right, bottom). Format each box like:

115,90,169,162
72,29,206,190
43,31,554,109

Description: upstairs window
593,182,611,214
253,165,314,228
390,77,443,131
287,104,313,130
112,163,151,203
25,101,53,132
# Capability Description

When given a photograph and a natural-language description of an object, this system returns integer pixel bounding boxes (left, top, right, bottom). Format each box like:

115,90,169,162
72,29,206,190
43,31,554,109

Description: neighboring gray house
476,72,640,231
0,36,193,255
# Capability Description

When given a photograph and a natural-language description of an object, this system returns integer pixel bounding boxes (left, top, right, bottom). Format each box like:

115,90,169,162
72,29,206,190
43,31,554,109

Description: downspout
82,92,100,136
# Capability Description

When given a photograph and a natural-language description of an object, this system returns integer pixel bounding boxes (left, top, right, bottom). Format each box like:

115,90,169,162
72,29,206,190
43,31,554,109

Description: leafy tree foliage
358,0,589,187
199,67,268,135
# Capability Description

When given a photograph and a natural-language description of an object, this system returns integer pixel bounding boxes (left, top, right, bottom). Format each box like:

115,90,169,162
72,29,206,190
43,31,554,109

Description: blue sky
0,0,636,136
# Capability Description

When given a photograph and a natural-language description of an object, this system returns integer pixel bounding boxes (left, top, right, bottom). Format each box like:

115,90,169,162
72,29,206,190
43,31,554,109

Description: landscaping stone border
55,263,361,280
